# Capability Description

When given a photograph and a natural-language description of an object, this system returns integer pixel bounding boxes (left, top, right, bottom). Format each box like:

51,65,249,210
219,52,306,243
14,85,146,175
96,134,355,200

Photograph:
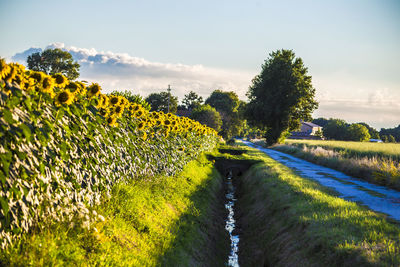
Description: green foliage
109,90,151,111
234,144,400,266
205,90,245,139
346,123,371,141
245,49,318,145
380,125,400,142
0,153,228,266
181,91,203,110
312,117,329,127
323,119,349,140
27,48,80,80
146,91,178,113
0,64,218,249
358,122,380,139
190,104,222,131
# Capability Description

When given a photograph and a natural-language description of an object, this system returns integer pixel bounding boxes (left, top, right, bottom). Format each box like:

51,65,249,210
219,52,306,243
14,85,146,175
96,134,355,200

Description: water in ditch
225,170,240,267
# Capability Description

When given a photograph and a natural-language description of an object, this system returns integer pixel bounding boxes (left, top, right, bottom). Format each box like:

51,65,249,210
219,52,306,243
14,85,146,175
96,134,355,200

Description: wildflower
87,83,101,98
52,73,69,88
55,90,74,106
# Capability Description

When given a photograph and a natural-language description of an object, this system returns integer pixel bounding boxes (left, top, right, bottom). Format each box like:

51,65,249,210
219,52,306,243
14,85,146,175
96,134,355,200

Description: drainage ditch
211,151,260,267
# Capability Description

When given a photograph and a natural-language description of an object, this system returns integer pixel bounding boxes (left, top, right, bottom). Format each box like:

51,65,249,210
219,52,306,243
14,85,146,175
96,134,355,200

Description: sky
1,0,399,129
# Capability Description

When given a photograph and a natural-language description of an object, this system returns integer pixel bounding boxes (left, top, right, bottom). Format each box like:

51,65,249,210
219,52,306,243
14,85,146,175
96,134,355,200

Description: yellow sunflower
114,105,125,117
4,63,17,82
41,76,55,97
107,116,118,127
109,95,120,106
87,83,101,98
0,58,10,80
137,121,146,130
52,73,69,88
30,71,45,83
55,89,74,106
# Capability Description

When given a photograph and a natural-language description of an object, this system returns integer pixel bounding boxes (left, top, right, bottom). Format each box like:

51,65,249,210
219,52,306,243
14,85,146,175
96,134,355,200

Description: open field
232,143,400,266
263,139,400,191
285,139,400,162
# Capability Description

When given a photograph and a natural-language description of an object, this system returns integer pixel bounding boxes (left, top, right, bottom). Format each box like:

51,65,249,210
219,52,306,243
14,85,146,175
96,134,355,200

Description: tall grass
286,139,400,162
270,140,400,190
234,144,400,266
0,153,229,266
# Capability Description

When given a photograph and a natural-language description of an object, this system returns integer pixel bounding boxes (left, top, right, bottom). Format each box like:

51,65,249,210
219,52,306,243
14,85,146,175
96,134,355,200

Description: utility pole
167,84,171,113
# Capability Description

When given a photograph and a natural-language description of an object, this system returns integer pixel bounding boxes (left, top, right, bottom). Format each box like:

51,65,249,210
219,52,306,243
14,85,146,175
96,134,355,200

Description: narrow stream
225,170,240,267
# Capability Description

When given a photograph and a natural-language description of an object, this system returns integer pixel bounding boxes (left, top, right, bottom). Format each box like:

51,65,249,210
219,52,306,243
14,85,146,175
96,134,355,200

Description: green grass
232,143,400,266
268,139,400,190
285,139,400,161
0,153,229,266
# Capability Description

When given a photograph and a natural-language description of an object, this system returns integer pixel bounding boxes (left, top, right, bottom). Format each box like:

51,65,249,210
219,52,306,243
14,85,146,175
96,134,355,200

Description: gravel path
243,140,400,222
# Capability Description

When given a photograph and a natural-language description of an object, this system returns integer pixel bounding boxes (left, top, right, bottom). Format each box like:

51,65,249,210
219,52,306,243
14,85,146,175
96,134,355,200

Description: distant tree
382,135,389,143
312,117,329,127
346,123,371,142
323,119,349,140
181,91,203,110
205,90,244,138
358,122,380,139
145,91,178,113
190,104,222,131
27,48,80,80
388,135,396,143
380,125,400,142
245,49,318,145
109,90,151,111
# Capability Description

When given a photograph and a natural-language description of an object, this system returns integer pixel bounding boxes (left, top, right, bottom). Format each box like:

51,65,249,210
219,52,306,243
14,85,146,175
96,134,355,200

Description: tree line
313,118,398,143
27,47,398,144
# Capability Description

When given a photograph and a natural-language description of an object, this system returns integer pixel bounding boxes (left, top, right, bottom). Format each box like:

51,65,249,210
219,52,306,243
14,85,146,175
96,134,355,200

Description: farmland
270,139,400,190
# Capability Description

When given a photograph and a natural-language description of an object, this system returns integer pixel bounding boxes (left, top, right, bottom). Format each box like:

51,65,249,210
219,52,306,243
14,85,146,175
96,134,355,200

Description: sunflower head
52,73,69,88
107,116,118,127
114,105,124,116
109,95,120,106
137,121,146,130
134,109,144,118
41,76,55,97
0,58,10,80
21,78,35,91
4,63,17,82
30,71,45,83
87,83,101,98
55,89,74,106
97,94,109,109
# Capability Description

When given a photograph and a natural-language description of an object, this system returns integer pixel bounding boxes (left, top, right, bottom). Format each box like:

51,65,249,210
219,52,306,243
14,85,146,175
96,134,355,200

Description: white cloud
12,42,254,100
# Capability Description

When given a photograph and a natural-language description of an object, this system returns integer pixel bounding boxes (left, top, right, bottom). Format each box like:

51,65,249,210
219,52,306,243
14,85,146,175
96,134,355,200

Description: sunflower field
0,59,219,248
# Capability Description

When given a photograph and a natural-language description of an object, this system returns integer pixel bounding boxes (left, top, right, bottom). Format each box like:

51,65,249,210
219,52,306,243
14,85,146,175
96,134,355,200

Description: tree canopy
245,49,318,145
145,91,178,113
181,91,203,110
27,48,80,80
190,104,222,131
205,90,244,139
347,123,371,142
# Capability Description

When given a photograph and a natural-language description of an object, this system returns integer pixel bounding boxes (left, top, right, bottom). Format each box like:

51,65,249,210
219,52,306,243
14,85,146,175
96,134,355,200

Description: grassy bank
0,153,229,266
229,144,400,266
267,140,400,191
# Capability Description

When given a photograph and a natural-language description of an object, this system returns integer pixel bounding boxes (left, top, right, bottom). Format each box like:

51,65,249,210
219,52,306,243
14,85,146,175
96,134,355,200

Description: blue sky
1,0,399,129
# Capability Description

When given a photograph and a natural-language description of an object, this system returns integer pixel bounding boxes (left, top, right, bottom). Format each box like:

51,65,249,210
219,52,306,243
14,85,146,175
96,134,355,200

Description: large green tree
347,123,371,141
323,119,349,140
145,91,178,113
245,49,318,145
205,90,244,139
27,48,80,80
181,91,203,110
190,104,222,131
